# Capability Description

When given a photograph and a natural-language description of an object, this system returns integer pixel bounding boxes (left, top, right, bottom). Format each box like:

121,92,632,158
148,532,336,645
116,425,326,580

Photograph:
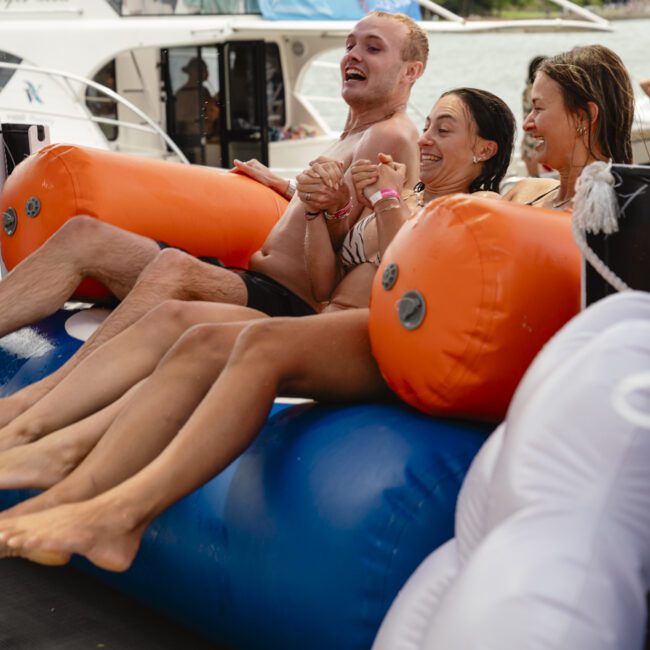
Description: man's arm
326,117,420,247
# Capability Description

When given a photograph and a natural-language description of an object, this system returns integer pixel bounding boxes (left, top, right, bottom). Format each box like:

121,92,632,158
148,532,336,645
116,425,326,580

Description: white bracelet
286,179,297,199
368,188,400,207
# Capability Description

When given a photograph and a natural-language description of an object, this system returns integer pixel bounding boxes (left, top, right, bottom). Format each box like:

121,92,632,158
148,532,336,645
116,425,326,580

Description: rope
571,160,630,293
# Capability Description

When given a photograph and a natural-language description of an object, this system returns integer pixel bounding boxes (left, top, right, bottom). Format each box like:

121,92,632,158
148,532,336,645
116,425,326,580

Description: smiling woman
506,44,635,210
418,87,513,197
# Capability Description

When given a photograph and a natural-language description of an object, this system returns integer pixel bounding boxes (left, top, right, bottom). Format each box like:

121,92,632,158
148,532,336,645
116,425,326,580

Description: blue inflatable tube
0,309,489,649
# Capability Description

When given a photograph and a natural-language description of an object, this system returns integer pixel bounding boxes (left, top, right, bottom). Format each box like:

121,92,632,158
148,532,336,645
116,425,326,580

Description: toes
20,534,72,566
24,547,71,567
0,529,26,557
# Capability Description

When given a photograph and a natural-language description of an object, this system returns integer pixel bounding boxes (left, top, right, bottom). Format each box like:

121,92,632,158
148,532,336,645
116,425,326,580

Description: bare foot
0,415,43,454
0,497,147,571
0,489,64,520
0,393,31,432
0,431,96,491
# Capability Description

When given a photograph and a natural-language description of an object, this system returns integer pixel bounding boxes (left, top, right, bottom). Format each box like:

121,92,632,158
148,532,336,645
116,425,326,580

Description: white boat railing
416,0,610,26
0,61,190,164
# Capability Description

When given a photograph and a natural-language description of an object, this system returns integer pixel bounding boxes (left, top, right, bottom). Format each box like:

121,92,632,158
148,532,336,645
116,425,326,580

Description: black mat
0,558,222,649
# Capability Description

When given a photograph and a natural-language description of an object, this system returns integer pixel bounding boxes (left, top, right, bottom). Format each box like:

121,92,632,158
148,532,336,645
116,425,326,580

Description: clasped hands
295,153,406,217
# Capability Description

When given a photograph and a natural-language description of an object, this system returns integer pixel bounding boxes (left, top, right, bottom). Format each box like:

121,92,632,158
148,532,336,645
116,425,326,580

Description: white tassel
571,160,630,295
573,160,619,234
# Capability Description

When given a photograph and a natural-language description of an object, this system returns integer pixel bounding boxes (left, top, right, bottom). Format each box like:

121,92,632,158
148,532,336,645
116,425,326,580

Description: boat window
265,43,285,137
165,46,221,165
117,0,260,16
85,61,119,142
0,51,22,93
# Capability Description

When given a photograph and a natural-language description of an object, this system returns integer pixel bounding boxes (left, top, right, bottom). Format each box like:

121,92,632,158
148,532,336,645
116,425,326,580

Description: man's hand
296,157,349,214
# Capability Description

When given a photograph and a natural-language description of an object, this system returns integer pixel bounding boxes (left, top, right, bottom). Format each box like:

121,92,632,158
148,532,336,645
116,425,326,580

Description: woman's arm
296,161,348,303
359,156,410,257
232,159,295,200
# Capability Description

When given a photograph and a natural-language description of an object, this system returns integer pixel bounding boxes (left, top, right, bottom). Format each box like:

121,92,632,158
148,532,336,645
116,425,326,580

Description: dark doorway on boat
85,60,119,142
162,41,285,168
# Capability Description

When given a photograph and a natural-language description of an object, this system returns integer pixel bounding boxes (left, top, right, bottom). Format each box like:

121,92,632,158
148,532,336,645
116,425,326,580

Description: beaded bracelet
375,196,401,214
323,199,353,222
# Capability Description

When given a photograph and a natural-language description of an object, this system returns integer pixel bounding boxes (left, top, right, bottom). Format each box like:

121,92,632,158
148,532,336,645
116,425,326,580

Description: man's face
340,15,410,108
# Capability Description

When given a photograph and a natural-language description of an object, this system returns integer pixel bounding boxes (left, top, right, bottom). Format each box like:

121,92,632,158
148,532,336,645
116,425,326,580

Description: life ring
368,194,581,422
0,144,287,297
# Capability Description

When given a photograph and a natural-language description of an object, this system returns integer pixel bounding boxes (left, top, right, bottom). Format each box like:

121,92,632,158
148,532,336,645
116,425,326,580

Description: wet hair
538,45,634,164
527,55,547,85
369,11,429,70
441,87,516,193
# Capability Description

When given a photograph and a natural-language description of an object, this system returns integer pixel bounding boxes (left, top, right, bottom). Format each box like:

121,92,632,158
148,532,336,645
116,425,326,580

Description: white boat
0,0,615,177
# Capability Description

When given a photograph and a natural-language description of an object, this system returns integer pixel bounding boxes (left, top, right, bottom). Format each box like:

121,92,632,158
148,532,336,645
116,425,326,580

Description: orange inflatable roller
0,144,287,295
368,194,581,422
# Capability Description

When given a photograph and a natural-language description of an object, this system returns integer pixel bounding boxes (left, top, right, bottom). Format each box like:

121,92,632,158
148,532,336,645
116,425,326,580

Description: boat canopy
112,0,420,19
257,0,421,20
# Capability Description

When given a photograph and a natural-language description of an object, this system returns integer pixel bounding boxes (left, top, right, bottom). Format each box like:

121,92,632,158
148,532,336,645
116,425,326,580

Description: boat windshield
112,0,260,16
0,51,21,93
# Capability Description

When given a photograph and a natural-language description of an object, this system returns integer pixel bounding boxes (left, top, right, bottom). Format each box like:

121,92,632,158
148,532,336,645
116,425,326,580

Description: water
304,18,650,161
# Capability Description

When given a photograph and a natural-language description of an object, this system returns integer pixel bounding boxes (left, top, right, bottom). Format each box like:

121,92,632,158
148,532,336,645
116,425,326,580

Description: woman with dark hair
0,87,515,489
0,89,518,569
507,44,635,210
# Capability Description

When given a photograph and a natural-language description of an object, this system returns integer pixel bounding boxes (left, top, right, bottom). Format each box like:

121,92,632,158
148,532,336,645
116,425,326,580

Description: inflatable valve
369,194,581,422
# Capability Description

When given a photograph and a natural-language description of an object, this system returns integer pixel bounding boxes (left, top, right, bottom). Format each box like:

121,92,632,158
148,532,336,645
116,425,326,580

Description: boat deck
0,558,223,649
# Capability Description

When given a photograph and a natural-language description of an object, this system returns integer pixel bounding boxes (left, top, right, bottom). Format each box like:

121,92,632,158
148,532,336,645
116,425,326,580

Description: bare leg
0,249,248,425
0,310,389,570
0,319,251,519
0,301,265,451
0,386,138,493
0,217,161,426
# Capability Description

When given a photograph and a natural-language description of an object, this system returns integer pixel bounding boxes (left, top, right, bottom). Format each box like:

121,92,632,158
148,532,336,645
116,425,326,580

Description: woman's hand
363,155,406,205
350,159,379,208
232,158,274,185
232,159,292,198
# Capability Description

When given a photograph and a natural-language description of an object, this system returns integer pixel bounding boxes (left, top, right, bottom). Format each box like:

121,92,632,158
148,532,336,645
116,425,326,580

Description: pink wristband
368,188,400,207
